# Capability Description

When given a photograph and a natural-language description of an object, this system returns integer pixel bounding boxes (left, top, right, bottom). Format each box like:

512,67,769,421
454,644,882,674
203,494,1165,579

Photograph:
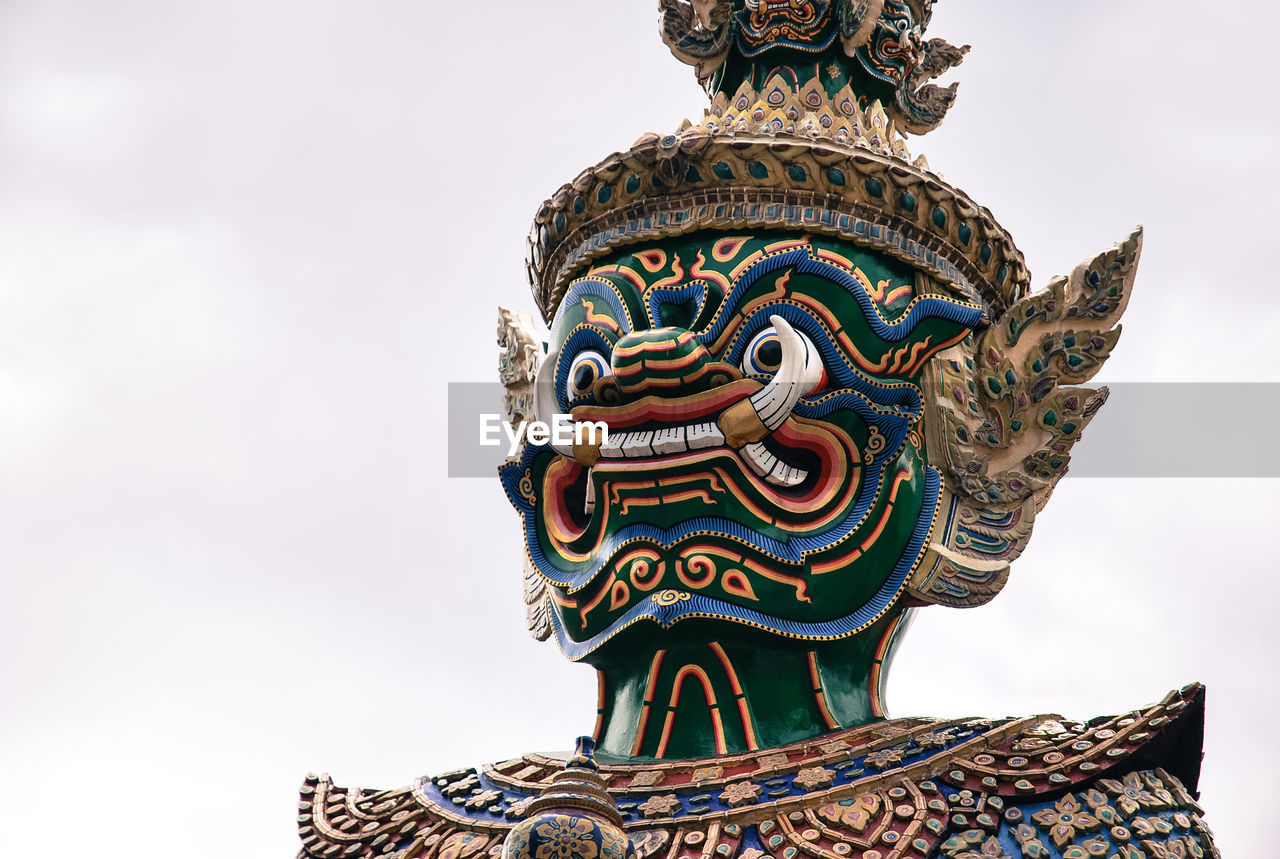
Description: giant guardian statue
299,4,1218,858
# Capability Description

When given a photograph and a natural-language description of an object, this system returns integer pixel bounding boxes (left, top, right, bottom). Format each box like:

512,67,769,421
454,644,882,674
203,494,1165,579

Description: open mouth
749,0,819,24
544,412,854,547
882,37,919,64
598,423,811,487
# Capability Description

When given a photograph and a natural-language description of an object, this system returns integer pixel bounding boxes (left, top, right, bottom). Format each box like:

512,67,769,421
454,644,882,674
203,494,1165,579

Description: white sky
1,1,1276,855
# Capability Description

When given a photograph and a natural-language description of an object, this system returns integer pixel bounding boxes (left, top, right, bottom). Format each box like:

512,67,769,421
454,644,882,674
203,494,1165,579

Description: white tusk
747,315,823,432
533,349,577,458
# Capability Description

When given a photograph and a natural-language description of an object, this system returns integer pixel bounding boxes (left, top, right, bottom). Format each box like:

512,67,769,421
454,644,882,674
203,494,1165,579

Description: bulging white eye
741,326,826,394
742,328,785,375
567,350,610,398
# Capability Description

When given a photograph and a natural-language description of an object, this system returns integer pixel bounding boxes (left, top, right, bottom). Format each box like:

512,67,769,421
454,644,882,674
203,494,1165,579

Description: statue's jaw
502,438,941,659
541,535,931,664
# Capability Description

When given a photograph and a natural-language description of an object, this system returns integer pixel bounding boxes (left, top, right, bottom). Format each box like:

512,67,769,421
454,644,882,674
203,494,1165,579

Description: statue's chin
527,452,943,661
545,574,903,664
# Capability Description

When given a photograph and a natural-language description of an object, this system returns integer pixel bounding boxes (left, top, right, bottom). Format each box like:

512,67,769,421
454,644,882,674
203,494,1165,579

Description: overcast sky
1,1,1276,856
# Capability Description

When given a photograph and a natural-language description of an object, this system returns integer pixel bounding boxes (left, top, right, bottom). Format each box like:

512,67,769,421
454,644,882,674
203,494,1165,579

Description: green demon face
502,233,982,665
855,0,927,87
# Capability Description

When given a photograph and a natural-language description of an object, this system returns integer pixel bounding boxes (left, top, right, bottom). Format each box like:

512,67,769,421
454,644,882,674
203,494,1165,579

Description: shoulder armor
299,685,1216,859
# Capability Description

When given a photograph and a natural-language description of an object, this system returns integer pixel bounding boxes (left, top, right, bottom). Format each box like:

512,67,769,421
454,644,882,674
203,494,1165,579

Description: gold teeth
695,75,930,171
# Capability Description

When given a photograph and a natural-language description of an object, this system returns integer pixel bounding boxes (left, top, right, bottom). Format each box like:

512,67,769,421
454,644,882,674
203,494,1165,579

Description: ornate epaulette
297,685,1215,859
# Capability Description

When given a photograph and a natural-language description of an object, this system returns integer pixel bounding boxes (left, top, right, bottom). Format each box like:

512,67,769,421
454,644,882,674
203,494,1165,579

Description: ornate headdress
527,0,1031,328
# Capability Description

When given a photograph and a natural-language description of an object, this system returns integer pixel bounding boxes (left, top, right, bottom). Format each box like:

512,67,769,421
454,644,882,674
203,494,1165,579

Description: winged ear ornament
522,552,553,642
908,227,1144,608
658,0,735,79
498,307,554,640
497,306,542,433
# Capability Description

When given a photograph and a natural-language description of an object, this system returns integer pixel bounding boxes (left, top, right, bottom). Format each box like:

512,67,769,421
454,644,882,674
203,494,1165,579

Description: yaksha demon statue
298,3,1219,858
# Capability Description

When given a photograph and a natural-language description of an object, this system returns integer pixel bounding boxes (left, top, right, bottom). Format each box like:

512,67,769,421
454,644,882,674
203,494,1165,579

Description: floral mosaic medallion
533,817,600,859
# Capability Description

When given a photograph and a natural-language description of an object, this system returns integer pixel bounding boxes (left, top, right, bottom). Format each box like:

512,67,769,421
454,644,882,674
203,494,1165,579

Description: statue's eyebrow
559,276,636,334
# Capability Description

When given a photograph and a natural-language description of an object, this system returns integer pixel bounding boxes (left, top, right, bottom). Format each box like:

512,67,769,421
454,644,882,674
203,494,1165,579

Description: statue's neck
591,613,910,761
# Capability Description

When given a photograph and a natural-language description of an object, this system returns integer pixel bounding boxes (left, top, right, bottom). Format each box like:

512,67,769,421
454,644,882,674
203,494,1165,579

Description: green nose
610,327,719,397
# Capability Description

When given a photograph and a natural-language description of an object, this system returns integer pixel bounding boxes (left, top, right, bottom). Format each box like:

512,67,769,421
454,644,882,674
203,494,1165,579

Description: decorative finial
564,736,601,772
501,738,634,859
659,0,967,134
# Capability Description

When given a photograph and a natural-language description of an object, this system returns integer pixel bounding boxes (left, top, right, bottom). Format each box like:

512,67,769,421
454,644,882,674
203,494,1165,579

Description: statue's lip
587,417,850,509
538,415,861,575
569,379,762,431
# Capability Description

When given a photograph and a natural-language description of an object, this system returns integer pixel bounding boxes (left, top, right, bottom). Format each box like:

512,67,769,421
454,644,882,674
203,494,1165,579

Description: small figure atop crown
660,0,967,134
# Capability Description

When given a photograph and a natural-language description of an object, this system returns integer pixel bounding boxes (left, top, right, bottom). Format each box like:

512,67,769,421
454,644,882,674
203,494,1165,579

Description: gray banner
1062,383,1277,478
447,382,1280,478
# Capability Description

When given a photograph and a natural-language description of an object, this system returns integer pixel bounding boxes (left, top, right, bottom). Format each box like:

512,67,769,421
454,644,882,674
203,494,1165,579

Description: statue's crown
526,0,1029,323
